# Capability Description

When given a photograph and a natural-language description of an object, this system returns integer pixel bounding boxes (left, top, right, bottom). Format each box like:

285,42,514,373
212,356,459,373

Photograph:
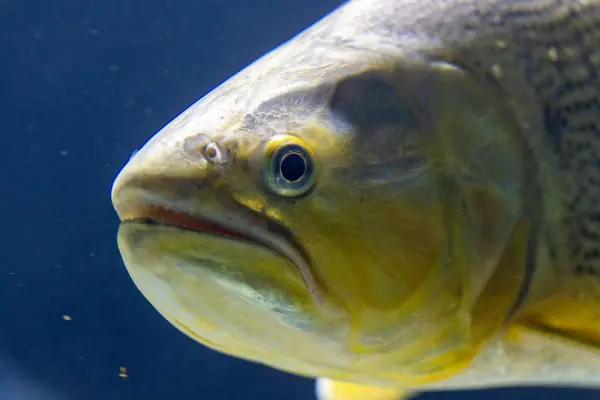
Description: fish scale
374,0,600,281
329,0,600,278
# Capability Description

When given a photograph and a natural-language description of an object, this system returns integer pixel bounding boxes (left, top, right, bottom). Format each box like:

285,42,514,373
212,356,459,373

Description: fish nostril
203,142,229,165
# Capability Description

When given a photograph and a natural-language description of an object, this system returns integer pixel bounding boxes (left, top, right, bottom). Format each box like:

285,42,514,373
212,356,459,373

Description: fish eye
262,135,315,198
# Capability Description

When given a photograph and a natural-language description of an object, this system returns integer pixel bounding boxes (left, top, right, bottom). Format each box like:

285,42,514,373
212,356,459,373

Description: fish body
111,0,600,399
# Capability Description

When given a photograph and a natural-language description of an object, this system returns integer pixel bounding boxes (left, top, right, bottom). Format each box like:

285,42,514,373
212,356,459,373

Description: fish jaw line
112,182,334,314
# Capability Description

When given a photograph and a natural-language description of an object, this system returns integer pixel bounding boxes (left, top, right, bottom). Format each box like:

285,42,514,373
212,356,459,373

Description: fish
110,0,600,399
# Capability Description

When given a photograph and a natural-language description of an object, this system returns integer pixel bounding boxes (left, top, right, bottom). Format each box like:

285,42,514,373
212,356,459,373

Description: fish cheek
421,61,531,307
289,69,449,334
322,68,443,299
326,67,425,187
389,61,535,377
308,62,534,377
326,60,529,308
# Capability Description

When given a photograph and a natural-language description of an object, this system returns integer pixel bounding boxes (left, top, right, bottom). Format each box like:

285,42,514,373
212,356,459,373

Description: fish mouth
118,204,306,264
116,201,330,311
119,205,262,244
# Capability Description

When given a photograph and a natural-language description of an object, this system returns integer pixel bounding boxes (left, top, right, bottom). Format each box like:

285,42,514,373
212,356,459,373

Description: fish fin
514,275,600,352
315,378,415,400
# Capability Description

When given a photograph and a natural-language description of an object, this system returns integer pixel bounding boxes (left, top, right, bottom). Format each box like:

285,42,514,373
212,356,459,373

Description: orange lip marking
122,205,250,241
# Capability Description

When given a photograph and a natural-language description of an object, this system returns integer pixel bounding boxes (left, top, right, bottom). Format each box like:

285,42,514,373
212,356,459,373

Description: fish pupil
280,152,307,182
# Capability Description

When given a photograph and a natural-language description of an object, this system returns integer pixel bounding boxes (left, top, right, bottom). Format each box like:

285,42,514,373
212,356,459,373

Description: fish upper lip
117,201,312,271
118,204,261,244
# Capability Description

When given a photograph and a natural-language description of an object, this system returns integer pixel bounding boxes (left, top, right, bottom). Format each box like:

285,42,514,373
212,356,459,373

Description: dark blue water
1,0,599,399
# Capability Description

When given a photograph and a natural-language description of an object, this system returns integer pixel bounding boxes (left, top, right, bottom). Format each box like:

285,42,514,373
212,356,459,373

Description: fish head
111,29,528,386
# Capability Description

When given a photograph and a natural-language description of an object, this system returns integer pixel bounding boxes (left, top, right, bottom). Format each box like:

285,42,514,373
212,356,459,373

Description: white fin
315,378,409,400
